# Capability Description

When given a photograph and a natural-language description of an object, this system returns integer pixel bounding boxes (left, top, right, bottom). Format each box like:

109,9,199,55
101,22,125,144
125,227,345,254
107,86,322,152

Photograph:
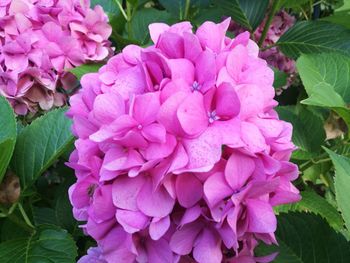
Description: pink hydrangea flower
230,11,296,93
68,18,300,263
0,0,112,115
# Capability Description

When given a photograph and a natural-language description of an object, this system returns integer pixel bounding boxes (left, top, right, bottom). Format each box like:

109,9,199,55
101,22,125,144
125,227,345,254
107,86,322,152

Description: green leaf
90,0,119,13
33,207,58,226
274,190,344,231
10,108,74,190
324,148,350,232
322,10,350,29
278,0,309,8
69,63,103,81
0,225,77,263
215,0,269,31
0,96,16,182
277,106,325,154
272,67,288,89
159,0,210,20
277,21,350,59
297,53,350,127
257,213,350,263
130,8,171,45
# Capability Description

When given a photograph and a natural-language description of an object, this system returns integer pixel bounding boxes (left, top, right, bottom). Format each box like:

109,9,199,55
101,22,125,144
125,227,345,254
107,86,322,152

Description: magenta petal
149,216,171,240
196,50,216,91
193,228,222,263
246,199,277,233
215,82,240,119
177,91,208,136
149,23,170,44
137,178,175,218
225,152,255,190
176,173,203,208
179,205,202,226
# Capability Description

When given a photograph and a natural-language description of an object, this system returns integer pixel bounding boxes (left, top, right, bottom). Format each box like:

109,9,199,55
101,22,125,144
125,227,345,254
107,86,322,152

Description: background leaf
324,148,350,231
10,108,74,190
277,106,326,154
277,21,350,59
0,96,16,182
297,53,350,127
69,63,103,81
130,8,171,45
0,225,77,263
257,213,350,262
215,0,269,31
274,190,344,231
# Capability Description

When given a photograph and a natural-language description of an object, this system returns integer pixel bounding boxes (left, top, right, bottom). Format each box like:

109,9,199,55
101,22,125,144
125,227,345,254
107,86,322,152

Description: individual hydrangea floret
67,18,300,263
230,11,296,93
0,0,112,115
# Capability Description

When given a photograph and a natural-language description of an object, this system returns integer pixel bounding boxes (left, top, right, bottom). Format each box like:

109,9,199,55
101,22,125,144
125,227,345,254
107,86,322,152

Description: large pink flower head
230,11,296,93
67,18,300,263
0,0,112,115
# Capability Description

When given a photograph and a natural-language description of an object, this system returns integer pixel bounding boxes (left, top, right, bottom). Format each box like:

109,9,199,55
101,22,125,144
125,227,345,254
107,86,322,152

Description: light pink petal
112,175,146,211
157,31,184,58
170,222,203,255
100,226,136,263
147,237,174,263
203,171,232,208
179,205,202,226
177,91,207,136
226,44,248,81
137,178,175,218
141,123,166,143
133,92,160,125
246,199,277,233
241,122,268,153
93,93,125,124
193,229,222,263
149,216,171,240
176,173,203,208
149,23,170,44
225,152,255,190
116,209,149,233
182,126,222,172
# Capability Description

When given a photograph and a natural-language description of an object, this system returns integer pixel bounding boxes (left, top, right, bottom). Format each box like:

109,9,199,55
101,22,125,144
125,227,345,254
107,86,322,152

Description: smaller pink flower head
0,0,112,115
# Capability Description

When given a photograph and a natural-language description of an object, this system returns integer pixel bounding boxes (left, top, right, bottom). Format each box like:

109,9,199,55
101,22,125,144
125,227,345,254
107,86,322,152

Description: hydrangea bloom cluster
230,11,296,93
67,19,300,263
0,0,112,115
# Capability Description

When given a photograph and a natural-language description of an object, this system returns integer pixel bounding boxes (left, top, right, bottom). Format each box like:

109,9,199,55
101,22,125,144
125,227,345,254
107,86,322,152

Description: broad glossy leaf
277,106,325,154
215,0,269,31
130,8,171,45
0,225,77,263
10,108,74,190
274,190,344,231
91,0,119,13
297,53,350,127
277,21,350,59
278,0,309,8
324,148,350,231
0,96,16,182
69,63,103,81
257,213,350,263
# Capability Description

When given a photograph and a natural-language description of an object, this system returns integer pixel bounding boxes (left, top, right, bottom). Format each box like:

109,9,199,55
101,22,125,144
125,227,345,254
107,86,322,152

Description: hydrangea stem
258,0,281,47
184,0,191,20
